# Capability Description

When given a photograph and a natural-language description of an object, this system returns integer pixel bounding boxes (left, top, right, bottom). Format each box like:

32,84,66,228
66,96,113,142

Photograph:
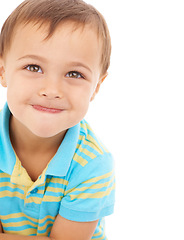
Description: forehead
12,20,100,43
10,21,101,52
6,21,102,74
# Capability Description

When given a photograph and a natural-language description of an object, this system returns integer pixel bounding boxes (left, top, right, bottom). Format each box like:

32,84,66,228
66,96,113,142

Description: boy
0,0,115,239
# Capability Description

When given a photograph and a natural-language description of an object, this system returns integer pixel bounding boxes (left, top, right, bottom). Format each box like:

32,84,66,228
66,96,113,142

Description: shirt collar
0,103,16,175
0,102,80,178
45,122,80,177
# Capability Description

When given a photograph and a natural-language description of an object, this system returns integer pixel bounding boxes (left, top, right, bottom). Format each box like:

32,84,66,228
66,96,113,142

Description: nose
38,77,63,99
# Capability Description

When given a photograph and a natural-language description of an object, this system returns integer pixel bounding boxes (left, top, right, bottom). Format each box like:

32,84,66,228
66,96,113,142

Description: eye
66,71,84,79
25,64,42,73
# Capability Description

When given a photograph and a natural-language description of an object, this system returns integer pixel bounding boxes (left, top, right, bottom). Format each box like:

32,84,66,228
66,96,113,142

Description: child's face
0,22,105,139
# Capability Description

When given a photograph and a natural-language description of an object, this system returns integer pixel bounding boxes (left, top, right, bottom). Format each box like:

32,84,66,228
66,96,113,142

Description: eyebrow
68,61,92,73
17,55,92,73
17,55,48,63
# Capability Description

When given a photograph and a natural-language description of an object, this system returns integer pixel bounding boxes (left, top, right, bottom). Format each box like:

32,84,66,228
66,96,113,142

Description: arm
50,215,98,240
0,215,98,240
0,221,3,233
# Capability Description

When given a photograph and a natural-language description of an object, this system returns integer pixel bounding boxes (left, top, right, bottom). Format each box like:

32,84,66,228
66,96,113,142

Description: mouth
32,105,63,114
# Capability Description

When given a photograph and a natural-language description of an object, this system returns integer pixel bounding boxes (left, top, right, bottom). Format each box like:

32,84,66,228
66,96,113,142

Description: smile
32,105,63,114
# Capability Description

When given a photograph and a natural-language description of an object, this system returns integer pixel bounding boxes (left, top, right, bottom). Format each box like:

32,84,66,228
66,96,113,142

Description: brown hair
0,0,111,76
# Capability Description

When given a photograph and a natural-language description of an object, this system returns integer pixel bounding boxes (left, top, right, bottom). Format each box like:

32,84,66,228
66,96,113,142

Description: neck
9,115,66,157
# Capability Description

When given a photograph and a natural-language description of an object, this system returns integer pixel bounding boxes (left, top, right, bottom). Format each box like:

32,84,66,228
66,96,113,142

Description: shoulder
79,119,108,154
65,119,115,190
69,119,114,175
59,120,115,222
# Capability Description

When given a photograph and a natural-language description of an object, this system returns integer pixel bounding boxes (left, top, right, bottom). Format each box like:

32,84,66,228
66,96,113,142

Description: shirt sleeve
59,152,115,222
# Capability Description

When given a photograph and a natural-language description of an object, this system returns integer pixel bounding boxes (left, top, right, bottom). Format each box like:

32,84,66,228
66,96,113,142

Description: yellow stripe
79,122,105,155
93,231,102,237
86,135,104,155
80,122,88,132
73,176,115,192
0,190,24,199
82,171,114,184
3,228,37,236
93,225,103,237
76,143,97,159
92,232,106,240
73,153,88,167
46,186,65,194
69,183,115,200
79,134,104,155
0,212,38,223
26,196,43,204
37,215,55,235
65,171,114,195
37,225,52,236
43,195,63,202
0,182,25,192
37,219,54,231
3,220,37,228
47,178,68,185
0,173,10,178
26,192,64,204
39,215,55,224
36,189,44,194
3,215,56,233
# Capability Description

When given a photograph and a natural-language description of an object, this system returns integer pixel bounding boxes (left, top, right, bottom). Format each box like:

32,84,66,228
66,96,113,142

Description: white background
1,0,184,239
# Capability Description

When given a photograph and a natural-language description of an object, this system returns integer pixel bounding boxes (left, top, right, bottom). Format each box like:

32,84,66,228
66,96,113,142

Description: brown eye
26,65,42,73
66,71,84,79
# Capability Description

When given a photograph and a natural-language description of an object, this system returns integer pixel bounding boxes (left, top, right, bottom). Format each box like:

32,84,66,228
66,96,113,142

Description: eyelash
24,64,42,73
23,64,85,79
66,71,85,79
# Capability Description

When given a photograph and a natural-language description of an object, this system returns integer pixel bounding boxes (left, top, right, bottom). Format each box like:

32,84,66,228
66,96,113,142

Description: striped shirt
0,103,115,239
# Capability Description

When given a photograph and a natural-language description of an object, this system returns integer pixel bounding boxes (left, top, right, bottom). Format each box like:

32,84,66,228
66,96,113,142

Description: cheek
71,85,93,102
7,83,23,100
69,86,92,111
6,78,34,108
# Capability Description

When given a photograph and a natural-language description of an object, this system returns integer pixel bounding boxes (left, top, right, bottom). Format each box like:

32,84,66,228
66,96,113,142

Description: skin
0,21,107,240
0,222,2,233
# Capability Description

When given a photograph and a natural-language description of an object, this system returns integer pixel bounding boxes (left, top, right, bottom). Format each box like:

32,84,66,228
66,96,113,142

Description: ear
0,57,7,87
90,73,108,101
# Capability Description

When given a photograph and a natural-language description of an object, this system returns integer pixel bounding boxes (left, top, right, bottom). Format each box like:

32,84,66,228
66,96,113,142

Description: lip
32,105,63,114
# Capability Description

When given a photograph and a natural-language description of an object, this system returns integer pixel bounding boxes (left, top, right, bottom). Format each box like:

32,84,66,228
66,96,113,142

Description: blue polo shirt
0,103,115,239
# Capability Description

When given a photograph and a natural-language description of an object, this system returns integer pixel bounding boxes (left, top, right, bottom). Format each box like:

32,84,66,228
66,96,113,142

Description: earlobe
90,73,108,101
0,58,7,87
0,74,7,88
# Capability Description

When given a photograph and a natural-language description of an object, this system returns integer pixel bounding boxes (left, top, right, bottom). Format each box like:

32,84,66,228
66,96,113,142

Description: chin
30,127,62,139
